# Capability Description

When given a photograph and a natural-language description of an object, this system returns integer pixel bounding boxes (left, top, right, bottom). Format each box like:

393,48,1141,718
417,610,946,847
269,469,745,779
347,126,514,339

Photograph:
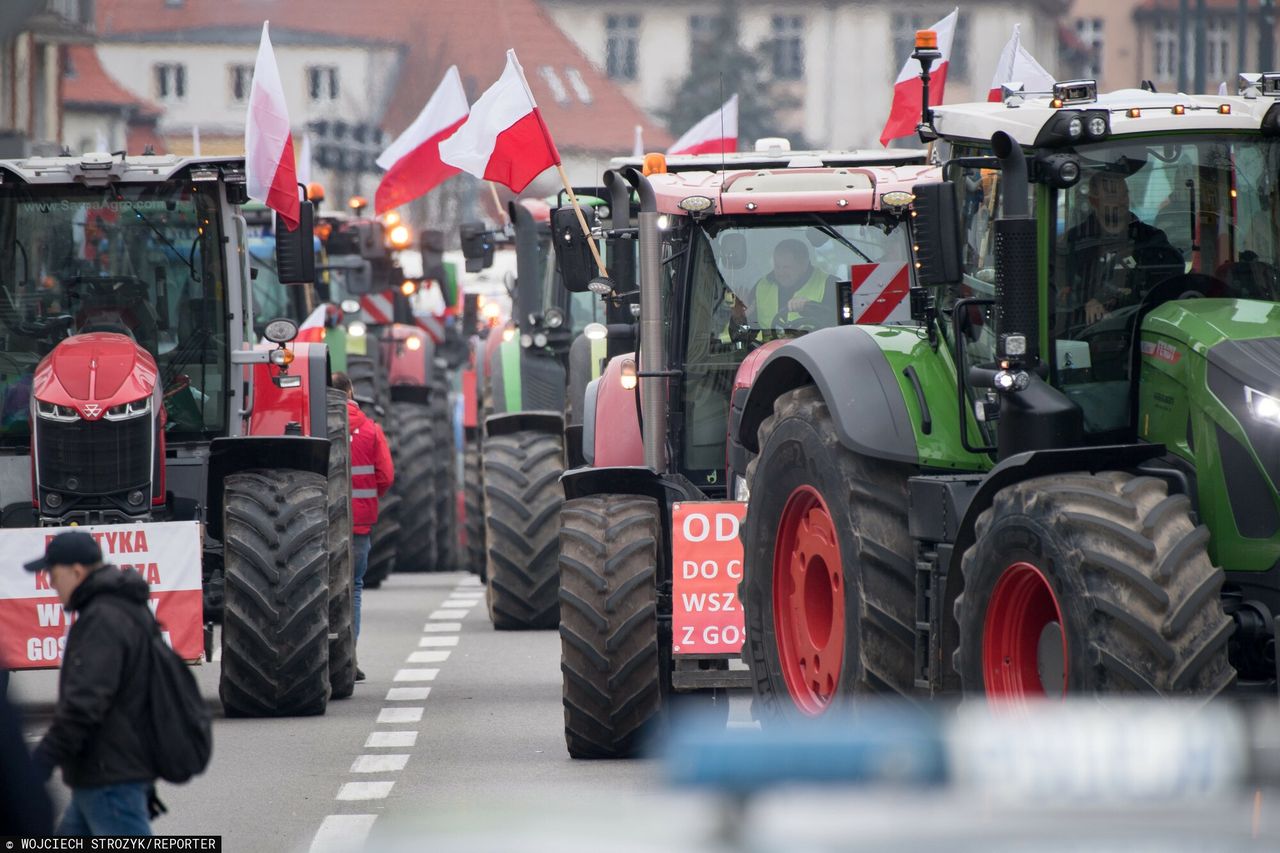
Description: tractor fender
587,353,643,468
737,326,918,466
561,465,667,503
485,410,564,440
205,435,330,541
581,378,600,466
390,384,431,405
933,442,1167,691
247,340,328,439
384,324,433,387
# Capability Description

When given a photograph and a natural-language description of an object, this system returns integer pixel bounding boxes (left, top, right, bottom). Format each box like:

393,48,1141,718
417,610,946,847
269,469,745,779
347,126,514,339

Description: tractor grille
36,413,152,496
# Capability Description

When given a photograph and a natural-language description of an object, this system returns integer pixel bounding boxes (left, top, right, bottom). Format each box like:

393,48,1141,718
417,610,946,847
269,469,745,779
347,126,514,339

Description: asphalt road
9,571,676,851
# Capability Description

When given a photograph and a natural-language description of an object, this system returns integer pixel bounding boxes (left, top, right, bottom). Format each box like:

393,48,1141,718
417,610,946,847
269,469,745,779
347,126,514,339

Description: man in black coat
27,531,157,836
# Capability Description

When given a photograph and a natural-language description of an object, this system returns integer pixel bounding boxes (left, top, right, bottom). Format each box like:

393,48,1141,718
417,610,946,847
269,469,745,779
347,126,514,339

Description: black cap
23,531,103,573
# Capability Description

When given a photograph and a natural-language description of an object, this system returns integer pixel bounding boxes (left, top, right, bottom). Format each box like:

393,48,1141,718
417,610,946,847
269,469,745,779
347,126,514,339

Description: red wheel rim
982,561,1068,700
772,485,845,716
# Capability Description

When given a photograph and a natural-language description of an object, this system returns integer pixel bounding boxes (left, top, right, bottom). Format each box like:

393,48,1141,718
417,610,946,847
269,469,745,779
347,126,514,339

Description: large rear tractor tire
364,491,400,590
387,400,437,572
464,438,486,579
347,352,389,415
326,388,356,700
954,472,1235,699
559,495,662,758
220,470,330,717
431,383,458,573
483,429,564,629
740,386,916,723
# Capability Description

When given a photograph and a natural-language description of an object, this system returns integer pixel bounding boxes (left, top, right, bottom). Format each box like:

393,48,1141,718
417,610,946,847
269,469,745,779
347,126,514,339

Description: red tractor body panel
592,353,643,468
383,325,430,388
246,341,325,438
33,332,158,419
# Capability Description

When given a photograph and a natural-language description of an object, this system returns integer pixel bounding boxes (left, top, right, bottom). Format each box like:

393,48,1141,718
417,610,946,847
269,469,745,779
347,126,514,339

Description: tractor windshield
679,211,913,481
0,179,228,443
1048,134,1280,436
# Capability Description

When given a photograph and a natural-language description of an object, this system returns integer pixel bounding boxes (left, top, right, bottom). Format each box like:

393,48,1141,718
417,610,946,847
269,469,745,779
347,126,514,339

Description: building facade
0,0,96,157
541,0,1066,150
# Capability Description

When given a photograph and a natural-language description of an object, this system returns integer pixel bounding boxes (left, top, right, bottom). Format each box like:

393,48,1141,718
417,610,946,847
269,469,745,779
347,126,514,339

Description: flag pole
555,166,608,278
487,182,509,225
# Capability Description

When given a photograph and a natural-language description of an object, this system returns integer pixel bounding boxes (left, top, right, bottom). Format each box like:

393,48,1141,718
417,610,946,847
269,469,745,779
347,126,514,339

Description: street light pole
1178,0,1189,92
1194,0,1206,92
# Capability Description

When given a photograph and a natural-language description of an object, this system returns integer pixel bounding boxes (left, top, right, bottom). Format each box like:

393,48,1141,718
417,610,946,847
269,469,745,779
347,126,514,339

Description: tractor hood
33,332,159,421
1141,298,1280,358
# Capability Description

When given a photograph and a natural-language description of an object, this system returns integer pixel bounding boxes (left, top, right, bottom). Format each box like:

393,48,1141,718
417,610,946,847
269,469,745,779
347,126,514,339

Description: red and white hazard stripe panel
360,293,395,325
415,312,445,344
849,262,911,325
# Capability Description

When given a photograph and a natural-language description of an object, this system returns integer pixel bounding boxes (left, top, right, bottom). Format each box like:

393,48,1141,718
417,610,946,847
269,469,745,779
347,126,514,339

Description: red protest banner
672,501,747,655
0,521,203,669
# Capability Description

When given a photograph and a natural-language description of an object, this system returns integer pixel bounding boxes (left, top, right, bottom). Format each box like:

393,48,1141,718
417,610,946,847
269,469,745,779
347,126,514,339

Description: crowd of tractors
4,56,1280,766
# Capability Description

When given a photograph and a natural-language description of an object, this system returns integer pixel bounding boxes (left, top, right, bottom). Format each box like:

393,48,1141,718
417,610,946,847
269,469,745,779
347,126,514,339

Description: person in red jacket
332,373,393,681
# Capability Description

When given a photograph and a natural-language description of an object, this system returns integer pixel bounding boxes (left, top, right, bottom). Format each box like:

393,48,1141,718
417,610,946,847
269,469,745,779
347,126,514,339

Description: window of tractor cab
676,212,913,480
0,180,229,444
1047,134,1280,437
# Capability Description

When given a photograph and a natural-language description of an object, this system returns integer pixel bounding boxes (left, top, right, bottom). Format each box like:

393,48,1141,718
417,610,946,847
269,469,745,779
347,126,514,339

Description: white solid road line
418,635,459,647
406,650,451,664
376,707,423,724
385,686,432,701
309,815,378,853
336,781,395,801
350,754,410,773
393,668,439,682
423,621,462,632
365,731,417,748
428,608,469,620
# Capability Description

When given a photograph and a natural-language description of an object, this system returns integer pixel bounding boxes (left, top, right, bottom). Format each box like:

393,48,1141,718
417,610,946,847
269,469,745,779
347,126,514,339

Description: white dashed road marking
441,599,478,608
406,650,451,664
418,635,459,647
423,621,462,632
377,707,423,724
393,668,439,682
309,815,378,853
385,687,432,701
336,781,395,801
428,608,469,620
365,731,417,748
351,754,409,773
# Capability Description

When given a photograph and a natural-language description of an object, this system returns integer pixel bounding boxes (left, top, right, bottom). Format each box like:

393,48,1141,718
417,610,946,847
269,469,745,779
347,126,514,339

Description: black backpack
117,602,213,784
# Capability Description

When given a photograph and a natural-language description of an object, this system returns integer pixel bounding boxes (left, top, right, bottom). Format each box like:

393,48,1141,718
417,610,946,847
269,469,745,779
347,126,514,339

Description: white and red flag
879,7,959,147
988,24,1055,102
245,22,299,229
668,94,738,156
375,66,469,214
438,50,560,193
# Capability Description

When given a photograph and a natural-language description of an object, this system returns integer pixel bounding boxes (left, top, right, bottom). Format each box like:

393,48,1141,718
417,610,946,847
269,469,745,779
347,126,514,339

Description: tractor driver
732,239,836,331
1060,171,1182,325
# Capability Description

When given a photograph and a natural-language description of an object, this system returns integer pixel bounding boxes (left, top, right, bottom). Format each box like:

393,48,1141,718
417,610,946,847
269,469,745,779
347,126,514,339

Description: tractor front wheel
955,472,1235,699
558,495,662,758
220,469,330,717
741,386,916,723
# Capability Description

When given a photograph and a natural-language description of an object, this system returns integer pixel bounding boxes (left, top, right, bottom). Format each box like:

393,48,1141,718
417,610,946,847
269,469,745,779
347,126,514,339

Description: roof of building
96,0,671,155
62,44,160,116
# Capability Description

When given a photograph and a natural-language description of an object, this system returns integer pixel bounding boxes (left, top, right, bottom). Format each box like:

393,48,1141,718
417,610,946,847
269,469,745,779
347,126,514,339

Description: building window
154,63,186,101
771,14,804,80
229,64,253,104
1207,18,1231,80
1153,22,1179,81
890,11,968,80
564,67,593,104
307,66,339,103
605,14,639,81
539,66,569,104
1075,17,1104,80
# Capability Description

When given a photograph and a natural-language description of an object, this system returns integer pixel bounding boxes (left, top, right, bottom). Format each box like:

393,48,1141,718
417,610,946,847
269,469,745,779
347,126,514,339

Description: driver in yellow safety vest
732,238,835,331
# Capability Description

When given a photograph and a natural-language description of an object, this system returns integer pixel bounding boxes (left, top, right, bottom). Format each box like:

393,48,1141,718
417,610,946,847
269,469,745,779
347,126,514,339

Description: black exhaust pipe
991,131,1038,367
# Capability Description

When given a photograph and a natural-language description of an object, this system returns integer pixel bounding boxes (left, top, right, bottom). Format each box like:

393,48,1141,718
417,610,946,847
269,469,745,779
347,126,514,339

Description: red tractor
0,153,353,717
553,146,934,756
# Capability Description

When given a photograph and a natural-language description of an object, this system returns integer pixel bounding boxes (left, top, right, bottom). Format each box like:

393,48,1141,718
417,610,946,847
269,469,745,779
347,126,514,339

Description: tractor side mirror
459,221,494,272
910,181,963,287
552,206,599,293
275,200,316,284
420,227,448,286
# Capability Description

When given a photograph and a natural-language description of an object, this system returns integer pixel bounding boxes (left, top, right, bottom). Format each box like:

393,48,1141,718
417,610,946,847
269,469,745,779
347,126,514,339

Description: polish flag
988,25,1055,102
438,50,560,194
293,304,329,344
668,94,738,156
375,66,469,214
879,8,959,147
245,22,299,229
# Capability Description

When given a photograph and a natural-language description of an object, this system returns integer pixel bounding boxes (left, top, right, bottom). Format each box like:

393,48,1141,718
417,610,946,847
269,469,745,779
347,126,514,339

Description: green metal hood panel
1141,299,1280,354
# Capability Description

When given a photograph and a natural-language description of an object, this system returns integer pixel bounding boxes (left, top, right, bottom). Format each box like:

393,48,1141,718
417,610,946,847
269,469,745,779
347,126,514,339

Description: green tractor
738,73,1280,713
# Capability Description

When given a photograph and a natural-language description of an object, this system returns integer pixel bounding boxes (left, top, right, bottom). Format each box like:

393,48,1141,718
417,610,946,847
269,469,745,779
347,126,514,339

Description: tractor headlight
348,321,367,338
1246,386,1280,426
36,401,80,421
620,358,638,390
533,332,548,348
543,307,565,329
104,397,152,420
269,348,295,367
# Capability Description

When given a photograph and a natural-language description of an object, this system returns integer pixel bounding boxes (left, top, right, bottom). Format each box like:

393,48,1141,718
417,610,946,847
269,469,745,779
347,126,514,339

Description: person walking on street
332,372,394,681
26,531,160,836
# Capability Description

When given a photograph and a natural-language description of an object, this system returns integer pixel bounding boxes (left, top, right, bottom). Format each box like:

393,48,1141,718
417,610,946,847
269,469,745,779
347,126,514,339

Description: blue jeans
57,782,151,836
353,534,372,639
